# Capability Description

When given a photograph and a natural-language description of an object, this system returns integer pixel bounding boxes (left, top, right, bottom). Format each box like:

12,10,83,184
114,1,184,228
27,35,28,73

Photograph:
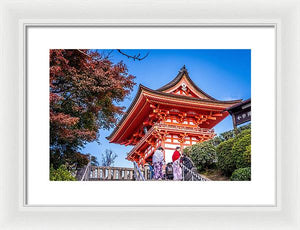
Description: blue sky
81,49,251,168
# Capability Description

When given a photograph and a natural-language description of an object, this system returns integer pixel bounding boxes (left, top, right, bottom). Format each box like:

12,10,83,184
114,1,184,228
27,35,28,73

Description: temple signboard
226,99,251,128
234,109,251,125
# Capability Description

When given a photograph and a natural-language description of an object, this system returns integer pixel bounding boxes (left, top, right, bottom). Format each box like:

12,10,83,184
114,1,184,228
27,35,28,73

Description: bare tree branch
117,49,149,61
76,49,92,57
101,149,118,166
103,50,114,59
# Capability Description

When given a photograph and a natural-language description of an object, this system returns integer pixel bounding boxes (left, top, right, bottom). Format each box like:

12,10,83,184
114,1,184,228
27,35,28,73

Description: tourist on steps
152,147,165,180
172,146,183,180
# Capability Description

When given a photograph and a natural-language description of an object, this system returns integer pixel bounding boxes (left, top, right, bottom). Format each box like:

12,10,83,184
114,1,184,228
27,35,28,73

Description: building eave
225,98,251,112
106,84,145,141
107,84,242,142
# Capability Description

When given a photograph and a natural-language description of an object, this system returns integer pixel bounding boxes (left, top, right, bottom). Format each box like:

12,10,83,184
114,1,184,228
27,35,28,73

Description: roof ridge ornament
180,65,187,72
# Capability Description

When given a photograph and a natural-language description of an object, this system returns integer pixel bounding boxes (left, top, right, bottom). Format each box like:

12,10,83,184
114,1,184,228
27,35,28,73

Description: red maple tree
50,49,135,169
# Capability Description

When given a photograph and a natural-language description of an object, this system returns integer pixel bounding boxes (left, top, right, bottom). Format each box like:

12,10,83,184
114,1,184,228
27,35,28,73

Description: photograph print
49,49,251,182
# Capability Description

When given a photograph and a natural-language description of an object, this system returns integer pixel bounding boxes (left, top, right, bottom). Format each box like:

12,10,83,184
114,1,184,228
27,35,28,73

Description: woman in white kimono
152,147,165,180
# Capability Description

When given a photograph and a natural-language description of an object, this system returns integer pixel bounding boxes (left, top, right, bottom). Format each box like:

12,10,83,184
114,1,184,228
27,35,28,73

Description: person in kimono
172,146,182,180
152,147,165,180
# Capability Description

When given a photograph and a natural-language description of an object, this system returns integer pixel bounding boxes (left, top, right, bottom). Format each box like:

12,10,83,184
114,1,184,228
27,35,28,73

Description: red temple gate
107,66,241,166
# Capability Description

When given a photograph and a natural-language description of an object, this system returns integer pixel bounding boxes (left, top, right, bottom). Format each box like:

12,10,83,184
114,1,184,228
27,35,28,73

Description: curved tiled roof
226,98,251,112
106,73,242,141
157,65,217,101
141,84,241,104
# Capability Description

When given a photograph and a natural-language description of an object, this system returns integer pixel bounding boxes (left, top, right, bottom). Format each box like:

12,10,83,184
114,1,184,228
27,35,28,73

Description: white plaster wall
164,149,173,163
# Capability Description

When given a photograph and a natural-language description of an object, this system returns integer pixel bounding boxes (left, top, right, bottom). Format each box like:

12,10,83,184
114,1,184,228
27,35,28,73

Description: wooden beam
149,113,156,118
213,113,223,117
207,116,217,120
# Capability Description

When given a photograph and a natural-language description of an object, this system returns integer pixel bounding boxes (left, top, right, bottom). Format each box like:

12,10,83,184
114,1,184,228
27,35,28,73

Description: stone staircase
180,163,210,181
77,159,209,181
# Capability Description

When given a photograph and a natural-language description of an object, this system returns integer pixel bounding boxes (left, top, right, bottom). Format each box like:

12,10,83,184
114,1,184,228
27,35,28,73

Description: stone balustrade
89,165,152,181
83,164,208,181
89,166,135,180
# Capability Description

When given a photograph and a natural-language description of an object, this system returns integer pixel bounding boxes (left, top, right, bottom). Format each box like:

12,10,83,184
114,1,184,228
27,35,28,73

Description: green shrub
244,145,251,166
230,167,251,181
184,126,251,178
50,164,76,181
232,133,251,168
238,123,251,132
235,128,251,140
213,123,251,144
216,138,235,176
184,141,217,172
216,129,251,176
210,136,224,146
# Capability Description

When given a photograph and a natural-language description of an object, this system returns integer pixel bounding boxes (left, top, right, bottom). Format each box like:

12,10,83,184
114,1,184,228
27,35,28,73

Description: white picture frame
26,26,275,207
1,0,299,229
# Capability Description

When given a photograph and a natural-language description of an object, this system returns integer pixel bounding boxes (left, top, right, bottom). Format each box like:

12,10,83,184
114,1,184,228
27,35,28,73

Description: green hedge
216,129,251,176
235,128,251,139
50,164,76,181
184,125,251,178
230,167,251,181
216,138,235,176
184,141,217,172
232,133,251,169
244,145,251,166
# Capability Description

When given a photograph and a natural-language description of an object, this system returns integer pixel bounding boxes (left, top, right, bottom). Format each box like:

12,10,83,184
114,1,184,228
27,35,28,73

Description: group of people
151,146,183,180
